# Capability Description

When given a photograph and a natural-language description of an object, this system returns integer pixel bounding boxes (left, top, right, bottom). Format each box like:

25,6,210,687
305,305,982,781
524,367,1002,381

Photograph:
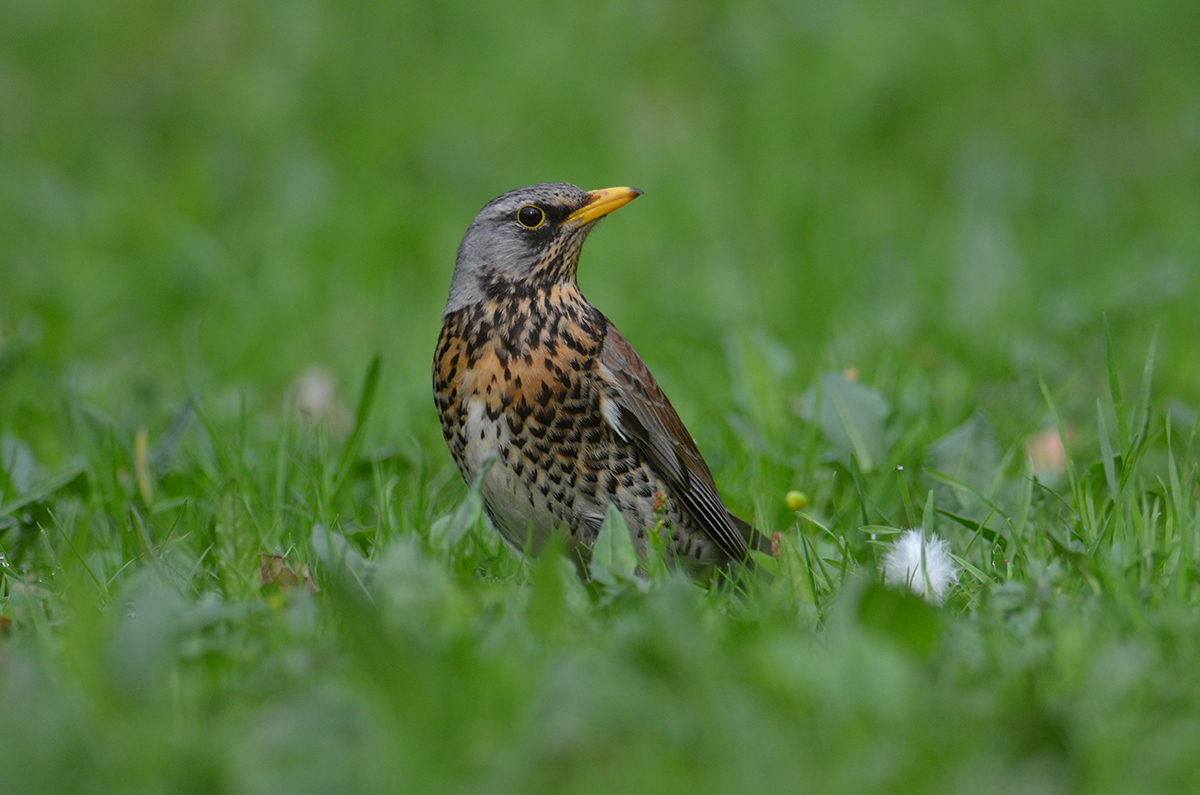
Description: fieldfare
434,183,763,573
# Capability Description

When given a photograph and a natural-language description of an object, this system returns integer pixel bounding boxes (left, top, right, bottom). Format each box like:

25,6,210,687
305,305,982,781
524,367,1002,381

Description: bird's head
443,182,642,317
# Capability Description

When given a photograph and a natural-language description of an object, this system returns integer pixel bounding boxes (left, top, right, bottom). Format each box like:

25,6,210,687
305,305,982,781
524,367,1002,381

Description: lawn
3,0,1200,792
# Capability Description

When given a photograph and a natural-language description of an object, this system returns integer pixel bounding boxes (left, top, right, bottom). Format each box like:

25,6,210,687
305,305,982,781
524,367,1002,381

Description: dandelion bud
785,490,808,511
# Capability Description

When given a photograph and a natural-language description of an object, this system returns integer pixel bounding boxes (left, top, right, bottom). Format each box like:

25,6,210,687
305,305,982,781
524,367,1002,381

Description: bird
433,183,765,574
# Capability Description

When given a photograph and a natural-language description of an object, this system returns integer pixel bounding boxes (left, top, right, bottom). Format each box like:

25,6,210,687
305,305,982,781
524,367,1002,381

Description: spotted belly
434,303,724,569
457,395,728,572
460,397,593,553
458,395,647,557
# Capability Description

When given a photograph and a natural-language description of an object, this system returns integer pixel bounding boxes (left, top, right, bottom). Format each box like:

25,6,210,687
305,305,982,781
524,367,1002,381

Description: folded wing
596,319,759,562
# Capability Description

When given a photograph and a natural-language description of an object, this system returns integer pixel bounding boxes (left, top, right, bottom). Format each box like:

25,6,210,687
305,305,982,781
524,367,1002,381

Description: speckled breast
433,291,676,559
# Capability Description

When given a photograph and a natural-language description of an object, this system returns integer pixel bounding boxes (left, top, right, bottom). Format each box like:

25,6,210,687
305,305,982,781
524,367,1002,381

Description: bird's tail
730,513,773,556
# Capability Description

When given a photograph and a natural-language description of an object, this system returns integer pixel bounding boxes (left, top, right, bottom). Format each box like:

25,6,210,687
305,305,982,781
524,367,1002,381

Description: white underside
463,397,604,553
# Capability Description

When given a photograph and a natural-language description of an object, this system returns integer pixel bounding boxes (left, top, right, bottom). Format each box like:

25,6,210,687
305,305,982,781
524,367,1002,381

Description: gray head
443,182,642,317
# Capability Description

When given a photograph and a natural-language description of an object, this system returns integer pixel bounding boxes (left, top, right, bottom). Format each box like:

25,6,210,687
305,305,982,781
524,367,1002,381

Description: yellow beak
563,186,643,226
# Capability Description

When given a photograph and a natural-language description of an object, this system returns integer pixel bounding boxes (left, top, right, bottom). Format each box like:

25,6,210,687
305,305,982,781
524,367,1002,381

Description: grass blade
849,453,872,528
1103,313,1129,455
897,467,917,529
332,354,383,499
936,508,1009,550
1037,369,1081,514
1097,398,1118,498
0,464,86,520
1132,329,1157,447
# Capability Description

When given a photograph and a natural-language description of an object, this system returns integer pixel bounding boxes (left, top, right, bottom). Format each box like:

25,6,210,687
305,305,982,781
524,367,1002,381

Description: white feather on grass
881,528,958,604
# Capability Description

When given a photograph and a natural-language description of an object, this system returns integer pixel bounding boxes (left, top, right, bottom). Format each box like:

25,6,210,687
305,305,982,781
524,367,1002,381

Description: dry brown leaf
300,563,319,594
259,553,319,593
259,553,301,589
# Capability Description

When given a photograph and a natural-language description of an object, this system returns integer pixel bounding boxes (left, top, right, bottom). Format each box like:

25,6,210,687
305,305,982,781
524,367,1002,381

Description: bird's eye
517,205,545,229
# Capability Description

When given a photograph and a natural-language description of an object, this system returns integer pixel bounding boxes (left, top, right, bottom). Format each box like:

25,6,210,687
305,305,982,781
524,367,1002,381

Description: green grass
3,0,1200,792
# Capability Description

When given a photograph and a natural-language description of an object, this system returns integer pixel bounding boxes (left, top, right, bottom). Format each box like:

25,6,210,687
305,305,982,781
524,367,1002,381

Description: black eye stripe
517,205,545,229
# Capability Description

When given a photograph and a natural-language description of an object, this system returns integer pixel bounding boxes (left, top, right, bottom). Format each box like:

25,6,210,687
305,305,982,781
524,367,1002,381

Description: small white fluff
881,529,958,604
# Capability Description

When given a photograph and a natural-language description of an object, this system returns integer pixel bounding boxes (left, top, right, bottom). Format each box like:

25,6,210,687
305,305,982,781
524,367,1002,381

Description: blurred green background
4,0,1198,460
5,2,1200,793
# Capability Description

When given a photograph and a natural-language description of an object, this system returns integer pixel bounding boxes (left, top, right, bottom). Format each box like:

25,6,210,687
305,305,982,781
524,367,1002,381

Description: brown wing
596,319,756,562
